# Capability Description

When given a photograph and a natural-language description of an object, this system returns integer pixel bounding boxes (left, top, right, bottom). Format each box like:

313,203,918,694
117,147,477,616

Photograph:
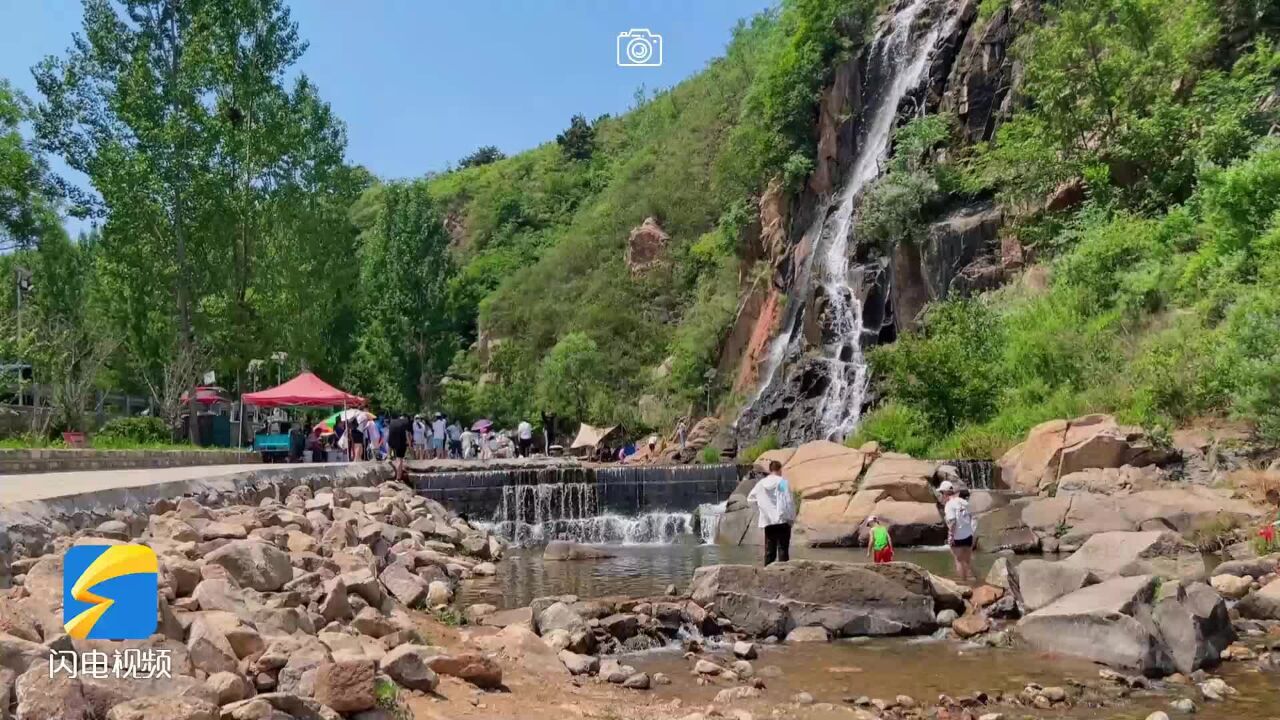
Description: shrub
846,404,936,458
95,416,172,445
701,445,722,464
740,433,779,464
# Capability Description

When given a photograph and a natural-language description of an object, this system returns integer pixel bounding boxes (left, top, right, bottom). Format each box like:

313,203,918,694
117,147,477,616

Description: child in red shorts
866,516,894,564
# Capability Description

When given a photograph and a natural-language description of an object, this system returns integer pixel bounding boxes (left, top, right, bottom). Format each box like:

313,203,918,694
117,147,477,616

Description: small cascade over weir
411,463,741,547
739,0,966,444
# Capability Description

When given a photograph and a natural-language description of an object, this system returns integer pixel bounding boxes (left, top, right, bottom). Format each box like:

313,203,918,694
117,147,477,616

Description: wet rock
1146,712,1170,720
105,697,218,720
716,686,762,703
1170,698,1197,713
694,659,724,675
936,609,958,627
969,585,1004,609
600,658,636,684
733,641,758,660
542,541,616,561
379,645,440,692
952,614,990,638
601,613,640,640
1198,677,1235,701
653,672,671,685
205,540,293,592
794,691,814,705
689,561,936,638
623,672,651,690
557,650,598,676
785,626,830,643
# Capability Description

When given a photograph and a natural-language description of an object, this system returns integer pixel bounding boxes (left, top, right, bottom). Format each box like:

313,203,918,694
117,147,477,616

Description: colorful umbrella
471,419,493,432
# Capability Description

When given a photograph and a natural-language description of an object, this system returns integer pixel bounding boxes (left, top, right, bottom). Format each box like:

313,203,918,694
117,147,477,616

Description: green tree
555,114,595,161
0,80,60,250
458,145,505,169
33,0,355,432
348,182,456,409
535,332,606,422
870,299,1004,435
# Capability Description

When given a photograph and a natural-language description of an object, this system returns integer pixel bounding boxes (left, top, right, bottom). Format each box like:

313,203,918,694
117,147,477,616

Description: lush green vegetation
853,0,1280,458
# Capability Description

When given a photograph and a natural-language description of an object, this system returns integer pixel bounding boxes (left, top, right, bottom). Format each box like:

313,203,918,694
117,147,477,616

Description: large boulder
543,541,616,561
864,498,945,546
1151,583,1234,674
1062,531,1204,580
625,217,670,275
998,415,1172,494
688,560,935,638
753,448,796,473
858,454,938,503
1016,575,1173,675
1237,579,1280,620
1014,560,1095,613
777,442,871,500
1017,575,1232,677
312,659,376,713
796,489,881,546
204,540,293,592
717,476,764,546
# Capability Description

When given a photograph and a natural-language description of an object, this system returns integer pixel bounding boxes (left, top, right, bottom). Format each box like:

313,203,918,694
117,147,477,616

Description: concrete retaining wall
0,448,257,474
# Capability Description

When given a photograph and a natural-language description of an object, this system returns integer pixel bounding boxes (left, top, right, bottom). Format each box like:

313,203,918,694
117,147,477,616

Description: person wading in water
747,460,796,565
940,480,978,583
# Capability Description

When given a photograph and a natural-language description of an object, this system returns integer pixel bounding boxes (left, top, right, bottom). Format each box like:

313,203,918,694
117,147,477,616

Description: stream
459,543,1004,609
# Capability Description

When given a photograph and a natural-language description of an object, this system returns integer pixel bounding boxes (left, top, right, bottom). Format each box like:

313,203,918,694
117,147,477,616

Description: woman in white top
412,416,427,460
939,481,978,584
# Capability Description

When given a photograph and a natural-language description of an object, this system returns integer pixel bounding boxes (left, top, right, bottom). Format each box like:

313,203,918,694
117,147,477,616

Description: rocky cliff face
732,0,1038,445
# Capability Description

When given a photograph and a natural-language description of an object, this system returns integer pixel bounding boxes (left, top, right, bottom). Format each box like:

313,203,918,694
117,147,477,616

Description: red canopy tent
241,372,365,408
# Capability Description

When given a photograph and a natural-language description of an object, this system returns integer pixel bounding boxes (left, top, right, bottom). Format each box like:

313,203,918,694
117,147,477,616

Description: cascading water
743,0,963,442
480,481,728,547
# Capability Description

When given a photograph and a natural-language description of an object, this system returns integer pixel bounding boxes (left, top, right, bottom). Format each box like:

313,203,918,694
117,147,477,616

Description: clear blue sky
2,0,775,195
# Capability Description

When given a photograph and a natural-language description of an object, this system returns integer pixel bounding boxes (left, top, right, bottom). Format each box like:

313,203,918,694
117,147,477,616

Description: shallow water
627,637,1280,720
459,540,1004,608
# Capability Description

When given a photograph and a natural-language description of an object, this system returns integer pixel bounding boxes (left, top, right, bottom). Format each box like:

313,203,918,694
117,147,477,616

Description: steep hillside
398,0,884,431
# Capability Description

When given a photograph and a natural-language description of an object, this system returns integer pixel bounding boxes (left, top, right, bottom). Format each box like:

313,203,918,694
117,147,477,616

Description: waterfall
743,0,963,441
476,474,735,547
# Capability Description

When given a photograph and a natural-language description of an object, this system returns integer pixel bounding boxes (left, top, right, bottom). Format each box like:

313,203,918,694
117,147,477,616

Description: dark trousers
764,523,792,565
518,438,532,457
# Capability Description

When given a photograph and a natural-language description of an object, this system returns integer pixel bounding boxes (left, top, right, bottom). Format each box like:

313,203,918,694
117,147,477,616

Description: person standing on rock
517,419,533,457
748,460,796,565
412,415,427,460
388,413,412,482
940,481,978,584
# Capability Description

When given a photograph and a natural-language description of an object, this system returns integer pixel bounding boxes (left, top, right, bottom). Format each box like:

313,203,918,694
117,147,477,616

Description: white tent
569,423,619,450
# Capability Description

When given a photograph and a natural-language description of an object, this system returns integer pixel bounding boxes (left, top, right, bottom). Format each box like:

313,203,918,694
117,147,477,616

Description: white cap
937,480,956,494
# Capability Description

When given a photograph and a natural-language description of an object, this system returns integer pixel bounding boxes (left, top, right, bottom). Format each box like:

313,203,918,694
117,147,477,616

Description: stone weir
408,460,746,546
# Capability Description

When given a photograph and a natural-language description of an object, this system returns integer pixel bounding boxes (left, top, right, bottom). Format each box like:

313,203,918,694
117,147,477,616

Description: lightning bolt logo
63,545,158,640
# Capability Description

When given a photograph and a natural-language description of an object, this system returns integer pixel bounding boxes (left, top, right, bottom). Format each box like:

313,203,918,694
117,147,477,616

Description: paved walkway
0,462,360,504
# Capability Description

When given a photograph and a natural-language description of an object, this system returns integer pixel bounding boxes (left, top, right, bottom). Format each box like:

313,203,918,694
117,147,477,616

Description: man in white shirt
516,420,533,457
747,460,796,565
431,413,447,459
939,481,978,584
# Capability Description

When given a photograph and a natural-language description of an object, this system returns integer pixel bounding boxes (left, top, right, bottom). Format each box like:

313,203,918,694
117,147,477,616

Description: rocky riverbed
0,465,1275,720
